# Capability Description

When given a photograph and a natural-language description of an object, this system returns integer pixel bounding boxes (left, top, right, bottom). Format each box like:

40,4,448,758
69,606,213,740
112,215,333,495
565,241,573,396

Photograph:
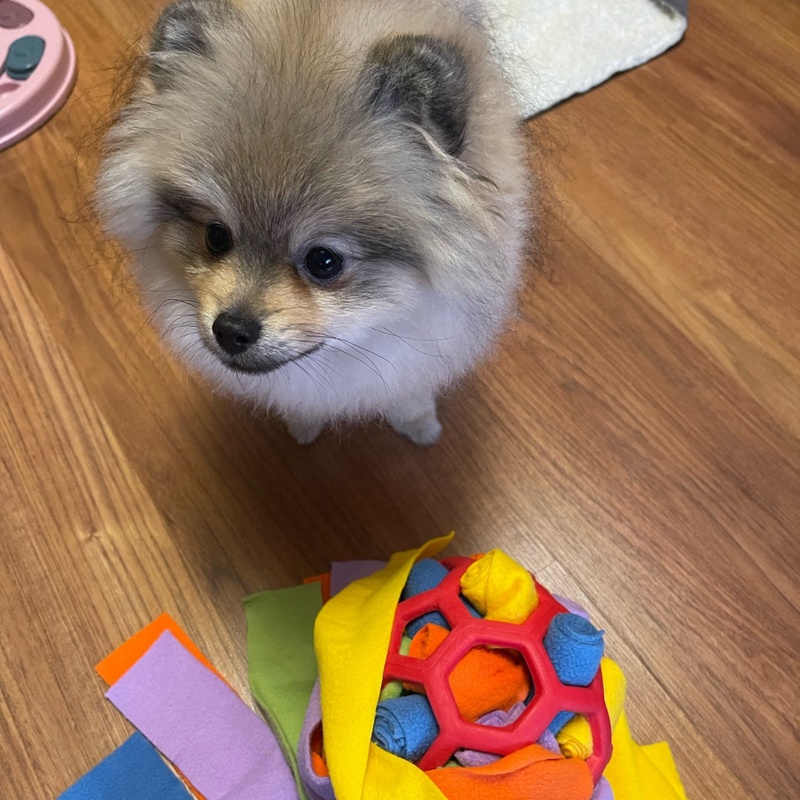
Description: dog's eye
205,222,232,256
304,247,344,281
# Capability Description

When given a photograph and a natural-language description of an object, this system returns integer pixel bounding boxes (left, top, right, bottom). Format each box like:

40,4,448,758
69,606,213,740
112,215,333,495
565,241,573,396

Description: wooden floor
1,1,798,798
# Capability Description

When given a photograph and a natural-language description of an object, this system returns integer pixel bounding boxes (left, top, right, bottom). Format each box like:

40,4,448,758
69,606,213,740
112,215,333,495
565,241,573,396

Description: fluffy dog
97,0,530,444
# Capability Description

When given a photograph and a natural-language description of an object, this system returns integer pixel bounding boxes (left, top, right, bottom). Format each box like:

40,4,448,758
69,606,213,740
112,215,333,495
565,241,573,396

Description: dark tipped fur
149,0,241,89
367,34,471,157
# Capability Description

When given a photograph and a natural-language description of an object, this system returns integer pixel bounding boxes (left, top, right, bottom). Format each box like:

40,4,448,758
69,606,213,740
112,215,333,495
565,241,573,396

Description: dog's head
97,0,518,375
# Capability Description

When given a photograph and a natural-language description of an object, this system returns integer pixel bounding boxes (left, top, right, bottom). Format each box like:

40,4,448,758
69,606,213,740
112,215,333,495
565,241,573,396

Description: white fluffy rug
481,0,688,117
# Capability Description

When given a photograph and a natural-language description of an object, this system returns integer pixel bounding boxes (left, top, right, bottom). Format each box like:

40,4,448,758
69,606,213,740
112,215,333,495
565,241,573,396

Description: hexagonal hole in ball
448,645,533,723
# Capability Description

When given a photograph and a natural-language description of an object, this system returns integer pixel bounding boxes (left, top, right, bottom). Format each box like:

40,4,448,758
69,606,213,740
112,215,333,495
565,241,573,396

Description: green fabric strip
244,583,323,800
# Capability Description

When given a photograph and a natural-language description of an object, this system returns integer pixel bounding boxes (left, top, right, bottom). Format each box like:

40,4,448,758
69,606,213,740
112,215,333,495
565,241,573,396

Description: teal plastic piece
6,35,45,80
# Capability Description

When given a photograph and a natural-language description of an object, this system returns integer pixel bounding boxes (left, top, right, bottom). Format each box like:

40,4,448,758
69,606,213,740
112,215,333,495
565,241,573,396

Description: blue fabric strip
58,733,191,800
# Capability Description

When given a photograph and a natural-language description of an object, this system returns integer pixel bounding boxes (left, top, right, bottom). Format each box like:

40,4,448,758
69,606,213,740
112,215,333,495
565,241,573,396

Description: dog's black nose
212,312,261,355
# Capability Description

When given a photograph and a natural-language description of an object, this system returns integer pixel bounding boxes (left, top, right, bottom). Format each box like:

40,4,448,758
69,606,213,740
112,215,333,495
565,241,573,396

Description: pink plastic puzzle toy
383,556,613,784
0,0,76,150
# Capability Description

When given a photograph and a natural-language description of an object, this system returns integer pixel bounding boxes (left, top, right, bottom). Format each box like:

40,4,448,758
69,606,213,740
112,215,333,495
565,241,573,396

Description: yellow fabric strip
365,743,450,800
315,534,453,800
459,549,539,624
604,712,687,800
555,657,688,800
640,742,688,800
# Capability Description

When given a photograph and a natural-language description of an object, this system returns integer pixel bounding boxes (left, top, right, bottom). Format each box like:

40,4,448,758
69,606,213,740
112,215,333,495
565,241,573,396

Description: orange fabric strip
96,613,223,686
310,723,330,777
426,744,594,800
303,573,332,604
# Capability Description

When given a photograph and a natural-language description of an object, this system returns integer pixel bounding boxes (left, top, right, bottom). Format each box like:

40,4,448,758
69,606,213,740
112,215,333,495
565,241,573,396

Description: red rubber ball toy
381,556,613,785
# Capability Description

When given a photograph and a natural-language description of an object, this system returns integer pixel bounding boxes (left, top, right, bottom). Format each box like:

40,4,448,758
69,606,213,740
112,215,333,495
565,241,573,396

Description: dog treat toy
378,554,612,783
61,538,688,800
0,0,76,150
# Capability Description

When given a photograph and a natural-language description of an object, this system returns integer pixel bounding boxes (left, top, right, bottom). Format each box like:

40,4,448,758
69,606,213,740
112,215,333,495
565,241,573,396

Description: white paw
391,412,443,446
283,417,325,445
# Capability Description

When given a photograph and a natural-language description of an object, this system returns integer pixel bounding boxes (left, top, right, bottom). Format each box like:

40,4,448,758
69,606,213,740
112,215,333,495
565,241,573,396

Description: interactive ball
380,556,613,785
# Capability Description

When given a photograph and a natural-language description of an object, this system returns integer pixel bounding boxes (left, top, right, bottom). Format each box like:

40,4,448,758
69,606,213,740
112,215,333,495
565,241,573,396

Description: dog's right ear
364,35,471,158
149,0,238,90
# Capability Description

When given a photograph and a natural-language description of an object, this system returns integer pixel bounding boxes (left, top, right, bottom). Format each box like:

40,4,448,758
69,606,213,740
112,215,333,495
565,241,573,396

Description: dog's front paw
283,416,325,445
389,408,443,446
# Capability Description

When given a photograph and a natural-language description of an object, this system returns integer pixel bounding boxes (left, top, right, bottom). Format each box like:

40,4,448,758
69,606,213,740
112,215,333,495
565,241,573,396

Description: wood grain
0,1,798,798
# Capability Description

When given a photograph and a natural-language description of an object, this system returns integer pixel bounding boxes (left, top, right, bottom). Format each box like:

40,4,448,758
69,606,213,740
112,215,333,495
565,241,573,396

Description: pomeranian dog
97,0,529,445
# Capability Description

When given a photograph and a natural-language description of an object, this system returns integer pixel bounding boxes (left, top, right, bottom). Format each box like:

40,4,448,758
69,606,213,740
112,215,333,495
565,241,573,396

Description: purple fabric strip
536,727,563,755
593,776,614,799
106,631,299,800
297,678,336,800
329,560,387,597
453,704,572,767
553,594,592,621
454,702,526,767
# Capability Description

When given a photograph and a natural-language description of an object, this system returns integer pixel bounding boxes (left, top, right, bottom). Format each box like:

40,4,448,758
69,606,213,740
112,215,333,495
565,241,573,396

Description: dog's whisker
294,330,387,381
294,328,394,377
369,325,454,344
367,325,448,358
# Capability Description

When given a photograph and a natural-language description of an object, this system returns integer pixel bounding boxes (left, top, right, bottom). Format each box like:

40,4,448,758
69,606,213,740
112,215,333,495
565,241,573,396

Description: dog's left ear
149,0,239,89
365,35,471,157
